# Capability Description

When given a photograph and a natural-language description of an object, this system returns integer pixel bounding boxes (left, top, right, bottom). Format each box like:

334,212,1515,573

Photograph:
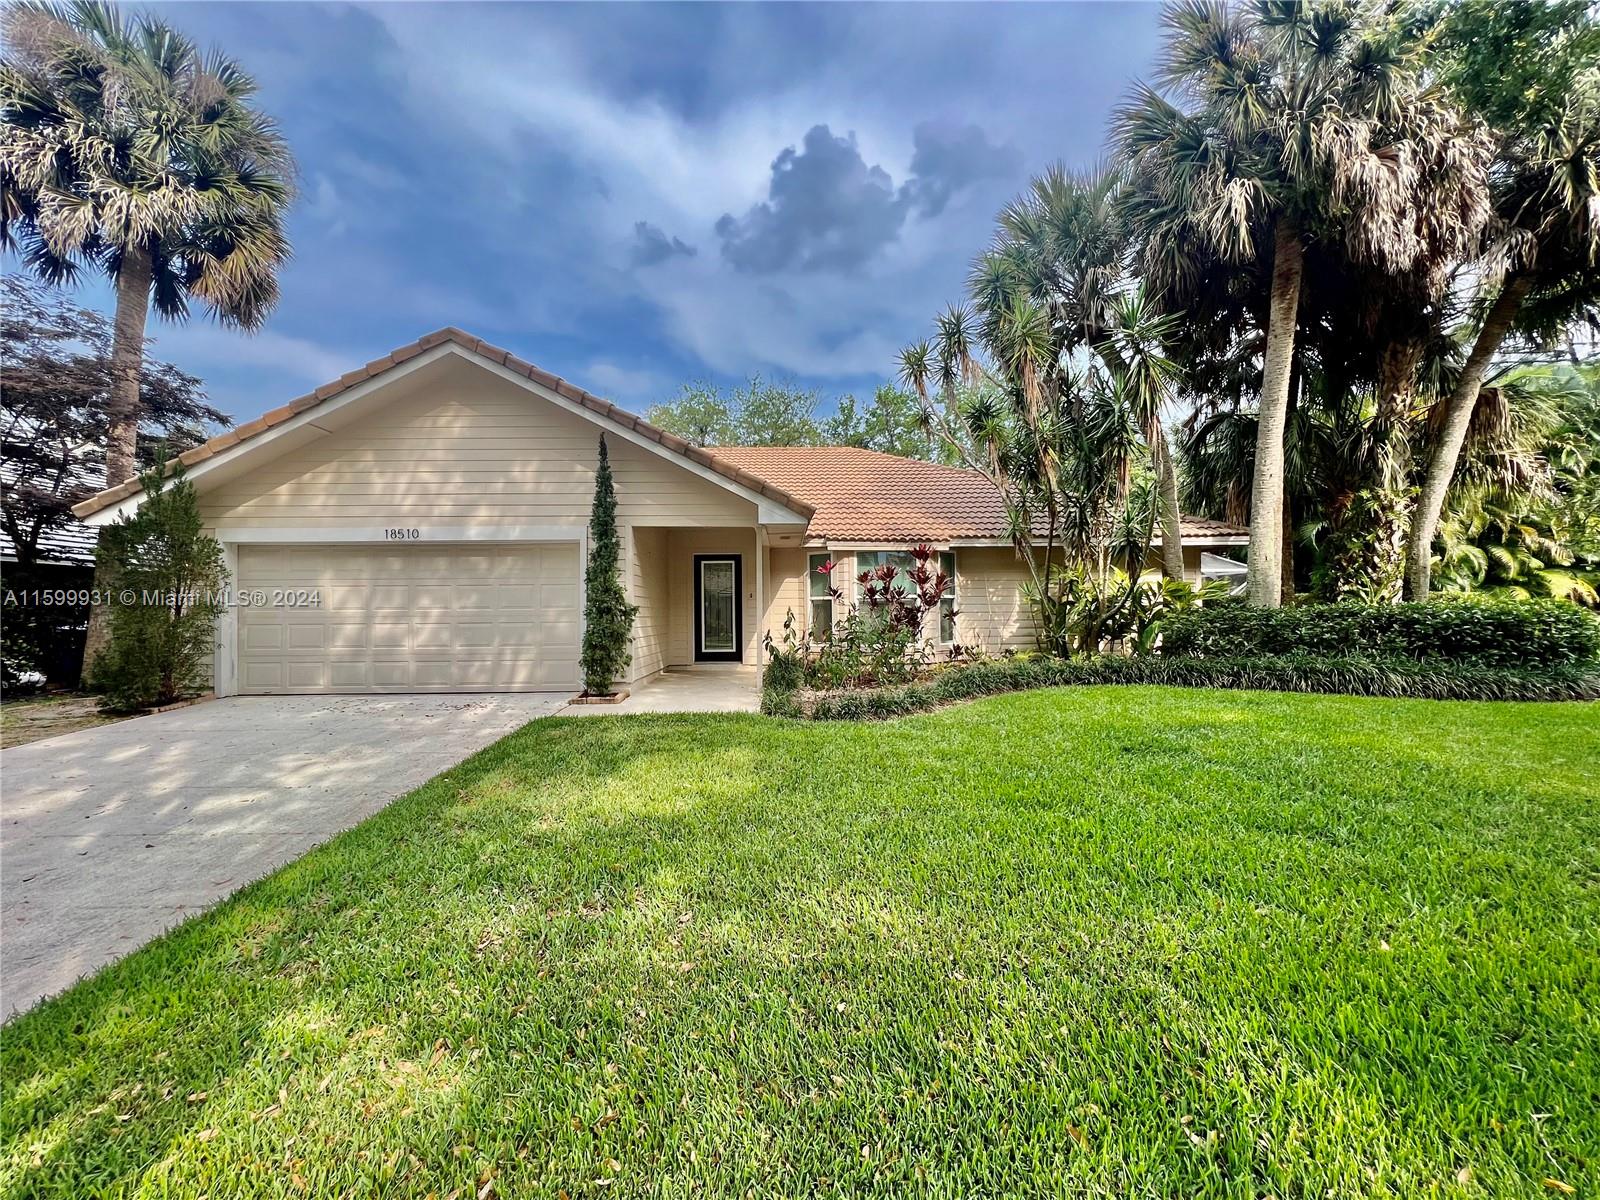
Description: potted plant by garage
575,435,639,702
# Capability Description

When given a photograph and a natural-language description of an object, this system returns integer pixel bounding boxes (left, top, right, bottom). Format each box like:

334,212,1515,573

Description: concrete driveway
0,693,566,1019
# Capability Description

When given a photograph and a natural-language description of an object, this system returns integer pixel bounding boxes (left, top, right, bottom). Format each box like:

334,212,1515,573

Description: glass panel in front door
702,561,735,652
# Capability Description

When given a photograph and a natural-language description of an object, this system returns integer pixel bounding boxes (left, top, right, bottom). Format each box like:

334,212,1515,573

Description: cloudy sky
105,2,1164,425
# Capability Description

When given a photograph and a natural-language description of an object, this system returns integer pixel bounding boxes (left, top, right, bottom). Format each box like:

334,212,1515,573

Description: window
854,549,958,643
808,552,833,636
854,550,916,597
939,551,957,644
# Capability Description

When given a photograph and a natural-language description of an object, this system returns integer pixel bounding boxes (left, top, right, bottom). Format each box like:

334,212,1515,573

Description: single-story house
72,328,1248,695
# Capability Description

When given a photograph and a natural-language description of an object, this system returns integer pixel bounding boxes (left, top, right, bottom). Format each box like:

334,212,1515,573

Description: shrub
790,653,1600,720
762,608,806,691
804,546,953,688
579,436,639,695
89,454,226,711
1159,597,1600,669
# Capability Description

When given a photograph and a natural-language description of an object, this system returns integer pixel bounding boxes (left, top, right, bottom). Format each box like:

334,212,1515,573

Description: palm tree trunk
1151,421,1185,579
1280,350,1301,605
1403,273,1532,602
104,245,153,485
82,245,153,685
1246,218,1304,607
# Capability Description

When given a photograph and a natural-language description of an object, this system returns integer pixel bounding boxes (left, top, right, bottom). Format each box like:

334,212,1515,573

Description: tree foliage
646,376,945,459
89,450,227,710
1,276,223,569
0,0,295,482
578,436,638,695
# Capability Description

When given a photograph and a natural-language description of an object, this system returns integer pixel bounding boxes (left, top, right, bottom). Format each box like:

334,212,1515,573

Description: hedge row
761,653,1600,721
1160,598,1600,669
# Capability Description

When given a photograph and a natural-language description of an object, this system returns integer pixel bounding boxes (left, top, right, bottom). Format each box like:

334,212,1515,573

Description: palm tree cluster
902,0,1599,618
898,169,1188,649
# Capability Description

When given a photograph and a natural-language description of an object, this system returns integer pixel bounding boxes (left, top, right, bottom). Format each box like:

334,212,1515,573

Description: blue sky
98,2,1163,426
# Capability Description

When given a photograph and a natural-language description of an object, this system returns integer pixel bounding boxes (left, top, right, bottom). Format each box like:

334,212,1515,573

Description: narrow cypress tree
579,435,639,694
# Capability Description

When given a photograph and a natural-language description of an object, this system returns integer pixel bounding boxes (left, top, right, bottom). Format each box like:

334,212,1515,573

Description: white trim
755,525,766,668
215,542,240,698
823,540,955,552
945,535,1250,548
212,525,581,544
78,342,814,529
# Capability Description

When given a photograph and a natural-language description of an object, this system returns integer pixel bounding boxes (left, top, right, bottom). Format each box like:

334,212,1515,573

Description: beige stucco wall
950,546,1036,654
198,360,758,531
762,546,810,647
628,525,671,682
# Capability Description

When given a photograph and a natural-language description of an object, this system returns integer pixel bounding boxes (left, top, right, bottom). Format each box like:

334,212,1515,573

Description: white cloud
150,324,355,387
580,360,667,405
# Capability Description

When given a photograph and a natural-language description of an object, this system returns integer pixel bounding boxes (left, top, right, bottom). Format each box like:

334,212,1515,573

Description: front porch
563,665,761,716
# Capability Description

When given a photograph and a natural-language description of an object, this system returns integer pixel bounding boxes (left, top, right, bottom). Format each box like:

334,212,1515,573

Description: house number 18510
383,527,421,540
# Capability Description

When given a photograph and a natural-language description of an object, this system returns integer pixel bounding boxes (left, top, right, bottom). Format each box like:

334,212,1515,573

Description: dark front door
693,554,742,662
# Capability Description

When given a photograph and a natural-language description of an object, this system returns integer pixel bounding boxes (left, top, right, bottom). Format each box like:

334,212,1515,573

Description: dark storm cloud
715,121,1024,274
903,121,1024,217
715,125,908,274
630,221,697,267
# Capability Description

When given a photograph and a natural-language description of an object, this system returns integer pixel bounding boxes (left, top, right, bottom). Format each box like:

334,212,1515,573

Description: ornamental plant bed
569,690,629,705
762,652,1600,720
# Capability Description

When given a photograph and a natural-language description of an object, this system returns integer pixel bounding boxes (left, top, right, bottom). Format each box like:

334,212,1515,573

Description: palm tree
1118,0,1489,606
1405,97,1600,597
964,166,1191,579
1,0,295,487
1098,288,1186,579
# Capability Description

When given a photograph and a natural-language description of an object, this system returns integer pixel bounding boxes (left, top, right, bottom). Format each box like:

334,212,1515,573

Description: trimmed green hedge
761,653,1600,721
1160,598,1600,669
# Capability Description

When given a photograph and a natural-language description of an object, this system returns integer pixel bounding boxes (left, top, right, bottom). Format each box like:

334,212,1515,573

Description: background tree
1118,0,1491,605
964,166,1188,577
646,376,944,458
646,376,820,447
1,276,223,570
1404,0,1600,598
643,383,736,446
579,436,638,696
1,0,295,486
821,384,940,460
89,450,226,710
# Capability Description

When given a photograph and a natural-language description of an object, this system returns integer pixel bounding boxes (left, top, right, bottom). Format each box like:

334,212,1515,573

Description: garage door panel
413,623,453,649
237,542,580,693
286,624,326,650
286,661,327,689
327,585,369,611
328,623,369,649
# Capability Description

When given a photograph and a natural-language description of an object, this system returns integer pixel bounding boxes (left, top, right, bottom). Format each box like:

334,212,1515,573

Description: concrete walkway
0,693,565,1019
561,665,761,715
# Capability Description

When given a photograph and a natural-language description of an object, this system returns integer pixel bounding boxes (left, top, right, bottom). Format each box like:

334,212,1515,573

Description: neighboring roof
1,455,99,565
709,445,1249,544
0,520,96,566
71,328,814,522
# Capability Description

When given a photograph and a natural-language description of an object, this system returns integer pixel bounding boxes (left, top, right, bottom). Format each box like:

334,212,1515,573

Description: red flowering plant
809,544,955,687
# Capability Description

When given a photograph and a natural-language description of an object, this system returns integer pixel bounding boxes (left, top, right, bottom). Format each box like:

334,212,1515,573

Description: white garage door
236,543,581,693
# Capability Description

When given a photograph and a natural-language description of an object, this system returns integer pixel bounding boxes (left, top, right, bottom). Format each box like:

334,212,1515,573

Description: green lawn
3,688,1597,1198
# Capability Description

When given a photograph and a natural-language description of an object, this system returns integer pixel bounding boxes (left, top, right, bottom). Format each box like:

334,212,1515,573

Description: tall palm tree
1117,0,1487,606
1,0,295,487
964,166,1191,579
1098,288,1186,579
1405,97,1600,597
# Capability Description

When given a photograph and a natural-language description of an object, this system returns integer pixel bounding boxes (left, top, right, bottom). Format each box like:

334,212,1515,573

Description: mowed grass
2,688,1597,1198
